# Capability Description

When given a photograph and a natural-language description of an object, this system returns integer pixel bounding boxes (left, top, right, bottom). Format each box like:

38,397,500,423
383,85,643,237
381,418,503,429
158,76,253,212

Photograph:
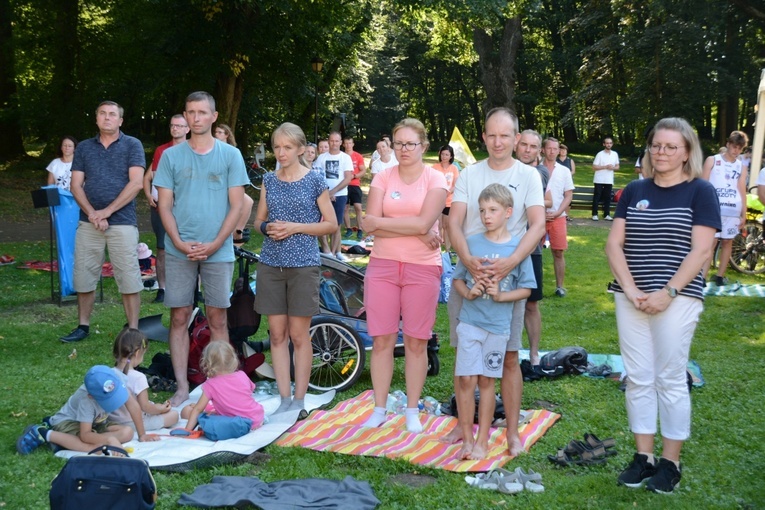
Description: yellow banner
449,127,476,169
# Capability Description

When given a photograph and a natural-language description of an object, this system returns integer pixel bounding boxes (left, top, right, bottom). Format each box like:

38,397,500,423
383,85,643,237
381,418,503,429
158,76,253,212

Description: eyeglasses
392,141,422,151
306,142,317,148
170,124,188,129
647,143,685,156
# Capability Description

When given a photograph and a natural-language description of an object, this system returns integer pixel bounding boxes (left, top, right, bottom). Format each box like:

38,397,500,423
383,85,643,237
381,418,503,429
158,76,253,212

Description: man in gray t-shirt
60,101,146,344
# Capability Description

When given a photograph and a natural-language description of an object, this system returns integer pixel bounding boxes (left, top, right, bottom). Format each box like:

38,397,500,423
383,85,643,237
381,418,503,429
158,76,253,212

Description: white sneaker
592,215,599,221
335,252,349,262
605,215,613,221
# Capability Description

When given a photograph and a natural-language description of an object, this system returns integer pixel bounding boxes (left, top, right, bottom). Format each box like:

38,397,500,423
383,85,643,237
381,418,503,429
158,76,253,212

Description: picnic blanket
276,390,560,473
20,260,155,278
54,387,335,472
519,350,705,387
703,282,765,297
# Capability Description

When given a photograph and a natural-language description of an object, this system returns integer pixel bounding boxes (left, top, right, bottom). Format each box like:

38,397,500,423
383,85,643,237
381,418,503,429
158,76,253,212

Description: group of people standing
47,89,732,494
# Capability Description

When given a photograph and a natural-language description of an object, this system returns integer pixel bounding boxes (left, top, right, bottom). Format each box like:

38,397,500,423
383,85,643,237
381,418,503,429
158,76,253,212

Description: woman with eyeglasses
606,118,720,494
360,118,447,433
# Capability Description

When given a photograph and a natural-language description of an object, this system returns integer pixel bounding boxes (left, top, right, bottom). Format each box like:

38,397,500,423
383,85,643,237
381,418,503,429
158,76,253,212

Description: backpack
187,310,211,387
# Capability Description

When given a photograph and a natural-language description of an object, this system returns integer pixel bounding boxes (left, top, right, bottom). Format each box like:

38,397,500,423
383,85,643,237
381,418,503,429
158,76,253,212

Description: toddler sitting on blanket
182,342,265,433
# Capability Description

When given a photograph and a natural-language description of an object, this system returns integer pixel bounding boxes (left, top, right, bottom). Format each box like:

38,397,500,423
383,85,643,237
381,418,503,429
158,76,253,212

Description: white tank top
708,154,743,216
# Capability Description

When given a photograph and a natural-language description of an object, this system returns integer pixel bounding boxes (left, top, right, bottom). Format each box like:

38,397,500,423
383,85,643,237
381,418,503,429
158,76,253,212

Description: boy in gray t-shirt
16,365,156,454
451,184,535,461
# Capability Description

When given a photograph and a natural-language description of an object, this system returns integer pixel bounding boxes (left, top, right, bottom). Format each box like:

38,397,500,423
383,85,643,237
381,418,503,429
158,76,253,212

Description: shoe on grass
646,458,681,494
605,215,613,221
714,275,728,287
555,287,567,297
60,326,89,343
618,453,657,488
153,288,165,303
17,424,48,455
356,230,363,241
592,215,599,221
344,228,353,238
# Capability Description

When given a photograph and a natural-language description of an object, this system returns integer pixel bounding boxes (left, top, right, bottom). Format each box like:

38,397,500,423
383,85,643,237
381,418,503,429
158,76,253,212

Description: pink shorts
364,257,441,339
546,216,568,250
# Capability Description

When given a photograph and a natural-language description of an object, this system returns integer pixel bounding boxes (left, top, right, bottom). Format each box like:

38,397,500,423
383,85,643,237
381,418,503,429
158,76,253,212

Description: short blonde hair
392,118,429,151
201,341,239,378
478,183,514,209
642,117,703,181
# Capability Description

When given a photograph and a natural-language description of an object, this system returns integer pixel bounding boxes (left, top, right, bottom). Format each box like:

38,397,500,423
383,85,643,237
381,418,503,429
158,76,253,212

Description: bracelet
259,221,269,235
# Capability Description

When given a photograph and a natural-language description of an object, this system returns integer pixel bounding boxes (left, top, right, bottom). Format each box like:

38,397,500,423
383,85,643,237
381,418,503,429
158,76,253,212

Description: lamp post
311,57,324,144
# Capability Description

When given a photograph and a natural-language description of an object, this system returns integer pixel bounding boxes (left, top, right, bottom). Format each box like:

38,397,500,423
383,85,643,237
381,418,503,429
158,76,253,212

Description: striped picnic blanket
703,282,765,297
276,390,560,472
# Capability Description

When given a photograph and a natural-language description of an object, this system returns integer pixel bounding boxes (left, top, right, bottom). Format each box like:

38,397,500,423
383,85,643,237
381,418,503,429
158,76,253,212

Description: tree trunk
473,16,522,113
48,0,81,146
0,0,26,160
214,72,245,139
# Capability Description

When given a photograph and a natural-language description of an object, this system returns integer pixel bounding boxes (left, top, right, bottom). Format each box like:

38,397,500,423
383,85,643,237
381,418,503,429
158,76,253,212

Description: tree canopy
1,0,762,160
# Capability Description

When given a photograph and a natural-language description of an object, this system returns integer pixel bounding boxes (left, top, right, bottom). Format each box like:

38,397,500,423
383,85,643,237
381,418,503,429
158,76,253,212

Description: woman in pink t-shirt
360,118,447,433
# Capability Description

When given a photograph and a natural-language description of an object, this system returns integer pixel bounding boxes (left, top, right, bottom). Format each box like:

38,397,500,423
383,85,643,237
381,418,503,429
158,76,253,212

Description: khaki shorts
255,264,320,317
52,419,112,436
165,255,234,309
74,222,143,294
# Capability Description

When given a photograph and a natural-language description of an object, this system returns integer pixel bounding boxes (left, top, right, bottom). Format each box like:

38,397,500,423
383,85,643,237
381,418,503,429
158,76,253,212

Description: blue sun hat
84,365,128,413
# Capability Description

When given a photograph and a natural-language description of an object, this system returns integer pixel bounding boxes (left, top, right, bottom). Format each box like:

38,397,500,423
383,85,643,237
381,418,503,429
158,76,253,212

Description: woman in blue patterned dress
254,123,337,414
606,118,720,494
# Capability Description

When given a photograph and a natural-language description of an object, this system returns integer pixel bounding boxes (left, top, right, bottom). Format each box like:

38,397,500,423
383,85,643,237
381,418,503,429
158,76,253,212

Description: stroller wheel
292,316,365,392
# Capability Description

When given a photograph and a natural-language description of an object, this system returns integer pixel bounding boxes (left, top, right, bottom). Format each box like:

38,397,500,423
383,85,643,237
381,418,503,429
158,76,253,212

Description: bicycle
713,190,765,275
244,142,271,190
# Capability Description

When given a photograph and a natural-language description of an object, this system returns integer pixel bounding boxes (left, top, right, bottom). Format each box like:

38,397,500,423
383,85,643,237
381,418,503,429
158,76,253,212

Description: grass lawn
1,154,764,508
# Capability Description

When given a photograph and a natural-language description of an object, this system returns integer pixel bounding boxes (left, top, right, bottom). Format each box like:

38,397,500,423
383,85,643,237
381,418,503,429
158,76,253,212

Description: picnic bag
49,445,157,510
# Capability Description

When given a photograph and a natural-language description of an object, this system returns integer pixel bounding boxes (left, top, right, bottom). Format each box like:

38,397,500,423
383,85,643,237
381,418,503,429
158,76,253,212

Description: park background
1,1,764,509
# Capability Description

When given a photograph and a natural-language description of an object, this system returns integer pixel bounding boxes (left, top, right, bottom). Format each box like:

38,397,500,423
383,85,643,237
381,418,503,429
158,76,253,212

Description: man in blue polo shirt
60,101,146,343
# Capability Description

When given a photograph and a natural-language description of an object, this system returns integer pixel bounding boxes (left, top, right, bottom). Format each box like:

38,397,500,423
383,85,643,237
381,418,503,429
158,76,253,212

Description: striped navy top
611,178,721,300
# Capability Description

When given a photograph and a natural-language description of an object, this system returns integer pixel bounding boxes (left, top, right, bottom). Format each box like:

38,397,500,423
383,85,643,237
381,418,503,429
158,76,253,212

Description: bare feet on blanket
458,440,474,460
440,426,463,444
506,430,524,456
170,389,189,407
469,440,488,460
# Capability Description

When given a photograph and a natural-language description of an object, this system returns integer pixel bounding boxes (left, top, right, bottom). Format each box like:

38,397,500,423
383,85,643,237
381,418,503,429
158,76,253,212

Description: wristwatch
664,285,678,298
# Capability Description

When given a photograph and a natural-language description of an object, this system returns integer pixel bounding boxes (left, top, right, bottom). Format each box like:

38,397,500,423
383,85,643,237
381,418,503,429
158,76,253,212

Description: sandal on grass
584,432,616,453
549,441,608,466
514,467,544,493
465,468,523,494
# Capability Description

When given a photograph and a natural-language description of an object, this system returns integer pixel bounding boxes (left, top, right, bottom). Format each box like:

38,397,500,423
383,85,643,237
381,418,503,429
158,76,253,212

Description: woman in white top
46,136,77,190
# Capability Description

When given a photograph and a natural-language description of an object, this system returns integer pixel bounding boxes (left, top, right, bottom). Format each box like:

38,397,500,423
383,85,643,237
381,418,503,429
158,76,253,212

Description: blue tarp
46,186,78,296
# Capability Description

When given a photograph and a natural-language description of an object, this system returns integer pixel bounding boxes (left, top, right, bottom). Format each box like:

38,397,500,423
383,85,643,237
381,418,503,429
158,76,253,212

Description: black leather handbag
49,445,157,510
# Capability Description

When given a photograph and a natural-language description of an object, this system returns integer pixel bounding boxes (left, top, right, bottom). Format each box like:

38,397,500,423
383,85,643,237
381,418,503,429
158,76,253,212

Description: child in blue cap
17,365,159,454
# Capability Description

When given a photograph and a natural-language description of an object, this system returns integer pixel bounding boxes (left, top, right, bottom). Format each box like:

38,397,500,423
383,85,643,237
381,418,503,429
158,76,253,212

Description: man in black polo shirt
60,101,145,343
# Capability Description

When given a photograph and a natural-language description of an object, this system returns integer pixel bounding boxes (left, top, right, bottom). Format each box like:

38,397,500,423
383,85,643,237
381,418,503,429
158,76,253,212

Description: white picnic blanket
54,388,335,470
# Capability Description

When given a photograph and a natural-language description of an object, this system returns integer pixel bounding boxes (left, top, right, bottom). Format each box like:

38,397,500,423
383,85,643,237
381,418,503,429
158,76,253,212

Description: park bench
570,185,595,210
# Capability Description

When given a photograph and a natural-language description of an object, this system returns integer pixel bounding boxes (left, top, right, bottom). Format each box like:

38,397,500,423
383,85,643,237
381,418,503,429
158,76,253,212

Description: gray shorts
164,255,234,309
255,264,320,317
454,322,506,378
448,285,525,352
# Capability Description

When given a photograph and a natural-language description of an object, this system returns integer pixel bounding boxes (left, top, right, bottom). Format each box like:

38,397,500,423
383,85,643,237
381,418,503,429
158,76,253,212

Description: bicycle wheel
306,316,366,392
247,165,268,190
729,220,765,274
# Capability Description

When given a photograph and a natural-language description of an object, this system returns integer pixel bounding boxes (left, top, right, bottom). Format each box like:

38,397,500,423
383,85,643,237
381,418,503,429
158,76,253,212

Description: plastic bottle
421,396,441,416
387,390,407,414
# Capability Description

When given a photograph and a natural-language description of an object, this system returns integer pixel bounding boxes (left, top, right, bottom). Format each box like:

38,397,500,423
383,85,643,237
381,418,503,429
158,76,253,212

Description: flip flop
0,255,15,266
514,467,544,493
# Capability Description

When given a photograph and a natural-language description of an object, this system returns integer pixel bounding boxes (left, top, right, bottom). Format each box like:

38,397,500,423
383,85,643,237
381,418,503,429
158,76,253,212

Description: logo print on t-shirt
325,160,339,180
636,199,649,210
507,183,519,192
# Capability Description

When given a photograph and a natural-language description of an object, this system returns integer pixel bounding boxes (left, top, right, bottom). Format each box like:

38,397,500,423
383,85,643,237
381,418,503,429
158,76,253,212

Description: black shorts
150,207,166,250
528,253,543,302
442,206,450,216
347,185,363,206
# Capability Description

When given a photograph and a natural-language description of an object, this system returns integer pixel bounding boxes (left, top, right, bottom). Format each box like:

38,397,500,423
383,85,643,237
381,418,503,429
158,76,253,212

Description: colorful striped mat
276,390,560,472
